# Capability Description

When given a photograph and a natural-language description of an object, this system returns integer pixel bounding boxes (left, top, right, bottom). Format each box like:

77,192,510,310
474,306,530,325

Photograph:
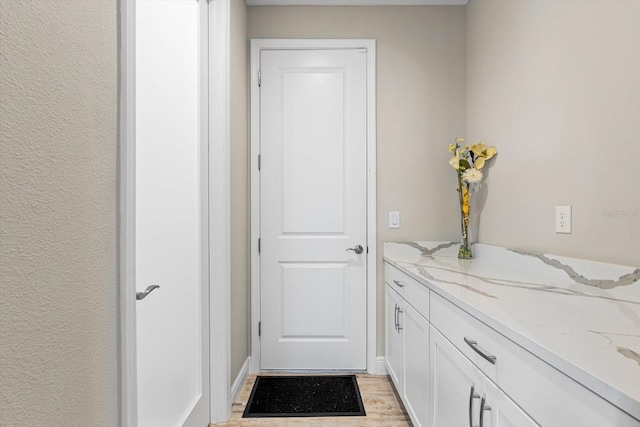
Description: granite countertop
383,241,640,420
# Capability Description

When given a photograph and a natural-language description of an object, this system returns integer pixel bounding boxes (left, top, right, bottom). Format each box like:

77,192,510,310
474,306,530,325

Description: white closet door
259,48,368,370
135,1,209,426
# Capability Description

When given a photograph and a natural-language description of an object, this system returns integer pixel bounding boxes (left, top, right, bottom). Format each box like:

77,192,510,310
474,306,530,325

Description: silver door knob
346,245,364,254
136,285,160,301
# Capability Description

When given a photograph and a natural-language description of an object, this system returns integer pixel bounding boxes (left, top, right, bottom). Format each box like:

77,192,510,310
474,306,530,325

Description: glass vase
458,182,473,259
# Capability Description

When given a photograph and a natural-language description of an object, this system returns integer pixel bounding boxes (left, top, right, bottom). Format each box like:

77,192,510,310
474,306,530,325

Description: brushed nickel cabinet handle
394,305,399,331
480,396,491,427
469,385,480,427
464,337,497,365
393,279,405,288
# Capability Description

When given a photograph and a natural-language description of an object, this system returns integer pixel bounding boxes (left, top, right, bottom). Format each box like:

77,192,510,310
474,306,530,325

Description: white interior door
260,48,368,370
135,1,209,426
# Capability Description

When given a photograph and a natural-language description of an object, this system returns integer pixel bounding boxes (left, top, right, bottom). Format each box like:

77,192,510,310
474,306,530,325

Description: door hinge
258,321,261,337
258,238,261,254
258,70,261,87
367,246,369,254
258,154,261,170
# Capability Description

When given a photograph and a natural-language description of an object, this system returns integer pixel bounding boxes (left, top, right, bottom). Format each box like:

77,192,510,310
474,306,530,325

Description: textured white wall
0,1,118,425
248,5,467,356
230,0,250,383
466,0,640,267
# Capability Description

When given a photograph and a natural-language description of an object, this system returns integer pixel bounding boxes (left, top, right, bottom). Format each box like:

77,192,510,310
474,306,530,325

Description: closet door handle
469,385,481,427
464,337,497,365
480,396,491,427
136,285,160,301
397,307,403,332
346,245,364,254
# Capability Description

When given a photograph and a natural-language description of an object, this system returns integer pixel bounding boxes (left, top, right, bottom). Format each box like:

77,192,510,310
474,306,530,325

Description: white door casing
134,1,210,426
250,39,377,373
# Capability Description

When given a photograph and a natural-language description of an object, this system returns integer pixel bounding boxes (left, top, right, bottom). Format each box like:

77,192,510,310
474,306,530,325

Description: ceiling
246,0,469,6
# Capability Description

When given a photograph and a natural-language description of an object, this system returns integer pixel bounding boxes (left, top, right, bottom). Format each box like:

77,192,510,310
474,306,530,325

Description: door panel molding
250,39,377,374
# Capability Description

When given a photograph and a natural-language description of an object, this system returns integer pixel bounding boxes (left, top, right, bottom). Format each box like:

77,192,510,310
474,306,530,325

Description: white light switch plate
389,211,400,229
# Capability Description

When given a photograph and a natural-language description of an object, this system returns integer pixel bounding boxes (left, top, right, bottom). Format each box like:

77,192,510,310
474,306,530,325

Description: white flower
462,168,483,184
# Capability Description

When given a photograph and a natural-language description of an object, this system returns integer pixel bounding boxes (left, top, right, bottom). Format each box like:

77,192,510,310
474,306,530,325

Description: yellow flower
462,188,470,216
456,137,464,144
471,142,498,170
449,150,460,170
449,144,456,153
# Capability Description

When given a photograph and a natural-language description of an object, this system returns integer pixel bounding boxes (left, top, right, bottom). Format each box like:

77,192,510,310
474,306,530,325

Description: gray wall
466,0,640,267
230,0,250,383
248,5,468,356
0,1,118,426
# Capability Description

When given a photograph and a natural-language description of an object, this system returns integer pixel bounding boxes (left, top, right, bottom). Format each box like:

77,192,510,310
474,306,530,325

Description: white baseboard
231,357,252,403
375,356,388,376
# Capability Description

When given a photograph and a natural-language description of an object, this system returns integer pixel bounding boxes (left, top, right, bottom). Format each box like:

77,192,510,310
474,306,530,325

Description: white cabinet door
402,302,430,427
386,285,403,389
483,379,539,427
430,327,484,427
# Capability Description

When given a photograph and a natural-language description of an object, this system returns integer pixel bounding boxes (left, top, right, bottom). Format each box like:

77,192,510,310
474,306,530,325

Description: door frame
117,0,232,425
249,39,377,374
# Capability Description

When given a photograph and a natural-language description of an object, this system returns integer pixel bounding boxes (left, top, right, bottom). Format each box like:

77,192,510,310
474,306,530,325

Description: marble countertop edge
383,242,640,421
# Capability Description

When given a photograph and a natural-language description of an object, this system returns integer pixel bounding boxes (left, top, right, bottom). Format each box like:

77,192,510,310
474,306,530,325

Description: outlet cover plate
556,205,572,234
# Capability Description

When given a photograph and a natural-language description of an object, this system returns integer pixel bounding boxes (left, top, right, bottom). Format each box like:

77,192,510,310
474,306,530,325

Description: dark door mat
243,375,366,418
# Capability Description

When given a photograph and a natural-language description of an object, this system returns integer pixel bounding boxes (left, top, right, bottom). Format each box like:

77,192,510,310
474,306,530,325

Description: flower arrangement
448,138,498,259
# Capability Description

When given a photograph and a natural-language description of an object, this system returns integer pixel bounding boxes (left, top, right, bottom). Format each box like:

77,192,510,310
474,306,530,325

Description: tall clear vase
458,182,473,259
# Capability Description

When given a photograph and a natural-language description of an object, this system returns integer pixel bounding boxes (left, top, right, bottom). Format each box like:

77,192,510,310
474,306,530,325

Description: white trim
365,41,378,377
209,0,232,424
197,0,212,424
118,0,137,425
231,357,252,403
247,0,468,5
376,357,388,376
249,40,261,375
250,38,377,375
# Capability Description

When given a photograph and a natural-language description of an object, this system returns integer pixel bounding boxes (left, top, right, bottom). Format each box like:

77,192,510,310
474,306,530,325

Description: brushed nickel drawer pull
393,279,405,288
464,337,497,365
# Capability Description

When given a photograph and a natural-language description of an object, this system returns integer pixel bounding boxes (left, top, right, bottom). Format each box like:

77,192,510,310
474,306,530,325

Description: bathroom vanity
384,241,640,427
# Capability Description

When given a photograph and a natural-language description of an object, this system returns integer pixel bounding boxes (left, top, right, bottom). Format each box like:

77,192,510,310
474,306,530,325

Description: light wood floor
214,374,413,427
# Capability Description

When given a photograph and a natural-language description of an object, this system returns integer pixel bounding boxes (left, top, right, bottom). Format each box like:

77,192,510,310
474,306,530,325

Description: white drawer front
384,262,430,320
431,292,499,379
431,292,639,427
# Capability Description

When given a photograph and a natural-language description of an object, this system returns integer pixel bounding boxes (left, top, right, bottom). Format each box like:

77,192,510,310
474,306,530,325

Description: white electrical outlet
555,205,572,234
389,211,400,229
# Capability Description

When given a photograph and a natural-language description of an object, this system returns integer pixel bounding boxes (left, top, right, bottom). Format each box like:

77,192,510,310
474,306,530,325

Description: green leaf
459,159,471,170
